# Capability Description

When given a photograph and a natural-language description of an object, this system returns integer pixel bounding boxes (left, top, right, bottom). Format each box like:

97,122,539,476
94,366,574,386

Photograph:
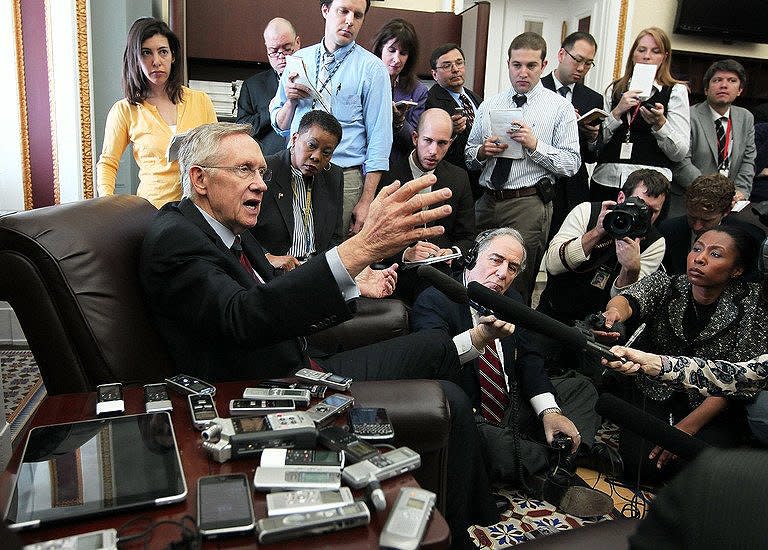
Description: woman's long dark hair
371,18,420,93
122,17,183,105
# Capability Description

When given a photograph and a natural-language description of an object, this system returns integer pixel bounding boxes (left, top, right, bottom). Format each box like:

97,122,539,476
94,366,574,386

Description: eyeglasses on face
266,46,295,58
436,59,465,71
563,49,595,69
197,164,273,182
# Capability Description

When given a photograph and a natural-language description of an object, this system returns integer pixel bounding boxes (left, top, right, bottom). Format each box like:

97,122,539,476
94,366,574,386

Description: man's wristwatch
539,407,562,420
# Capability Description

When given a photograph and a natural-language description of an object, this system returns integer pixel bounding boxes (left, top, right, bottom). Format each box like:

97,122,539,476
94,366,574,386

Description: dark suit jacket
249,149,344,255
237,69,286,156
658,214,692,275
541,73,603,206
673,102,756,198
139,198,354,382
425,84,482,171
411,285,554,408
379,155,477,257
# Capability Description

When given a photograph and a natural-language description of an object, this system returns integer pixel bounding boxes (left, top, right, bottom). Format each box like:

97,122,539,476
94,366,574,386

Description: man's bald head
263,18,300,74
412,108,454,171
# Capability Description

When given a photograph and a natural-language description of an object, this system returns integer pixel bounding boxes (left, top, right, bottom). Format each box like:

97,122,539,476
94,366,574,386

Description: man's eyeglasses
563,49,595,69
436,59,465,71
266,46,295,59
198,164,273,182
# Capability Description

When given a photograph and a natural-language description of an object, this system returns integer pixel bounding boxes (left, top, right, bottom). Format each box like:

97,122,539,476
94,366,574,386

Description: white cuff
326,247,360,301
453,330,482,364
530,392,559,416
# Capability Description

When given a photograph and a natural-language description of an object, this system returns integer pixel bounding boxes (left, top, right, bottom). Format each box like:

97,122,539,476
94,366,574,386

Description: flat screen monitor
4,412,187,530
674,0,768,44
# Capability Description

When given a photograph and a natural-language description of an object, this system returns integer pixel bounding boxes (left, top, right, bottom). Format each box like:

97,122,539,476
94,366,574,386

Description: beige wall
631,0,768,58
378,0,450,12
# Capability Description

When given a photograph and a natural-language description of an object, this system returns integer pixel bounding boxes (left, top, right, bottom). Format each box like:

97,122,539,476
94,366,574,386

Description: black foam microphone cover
416,265,469,304
595,393,709,460
467,281,587,350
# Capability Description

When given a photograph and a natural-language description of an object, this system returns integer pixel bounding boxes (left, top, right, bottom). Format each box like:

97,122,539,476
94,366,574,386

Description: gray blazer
674,101,756,198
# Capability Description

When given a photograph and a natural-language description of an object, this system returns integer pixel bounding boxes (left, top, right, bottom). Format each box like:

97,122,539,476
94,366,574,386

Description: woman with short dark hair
97,17,217,208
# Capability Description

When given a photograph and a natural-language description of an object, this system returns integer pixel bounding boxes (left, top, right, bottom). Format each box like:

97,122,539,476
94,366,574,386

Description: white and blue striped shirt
465,81,580,190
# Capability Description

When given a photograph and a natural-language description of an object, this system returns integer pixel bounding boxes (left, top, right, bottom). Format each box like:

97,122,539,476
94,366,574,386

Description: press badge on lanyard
590,266,612,290
620,103,643,160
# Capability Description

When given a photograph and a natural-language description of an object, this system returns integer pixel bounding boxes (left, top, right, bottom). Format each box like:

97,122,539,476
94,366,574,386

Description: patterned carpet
1,350,46,442
468,422,638,548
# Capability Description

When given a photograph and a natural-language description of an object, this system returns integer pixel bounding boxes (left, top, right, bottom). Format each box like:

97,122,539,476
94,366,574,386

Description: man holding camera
538,169,669,326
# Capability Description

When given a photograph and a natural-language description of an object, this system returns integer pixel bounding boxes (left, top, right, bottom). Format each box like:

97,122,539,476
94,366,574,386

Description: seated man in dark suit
658,173,734,275
250,110,345,272
411,228,609,517
139,121,498,546
236,17,299,155
379,108,476,301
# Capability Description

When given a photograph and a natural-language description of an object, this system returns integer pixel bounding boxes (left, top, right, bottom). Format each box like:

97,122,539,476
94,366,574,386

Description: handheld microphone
416,265,494,316
595,393,708,461
466,281,621,361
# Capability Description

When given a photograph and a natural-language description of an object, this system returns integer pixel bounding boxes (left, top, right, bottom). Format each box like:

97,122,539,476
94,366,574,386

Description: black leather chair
0,195,448,511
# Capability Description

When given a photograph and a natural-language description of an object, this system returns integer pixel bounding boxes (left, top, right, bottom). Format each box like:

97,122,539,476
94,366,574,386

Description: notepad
630,63,657,99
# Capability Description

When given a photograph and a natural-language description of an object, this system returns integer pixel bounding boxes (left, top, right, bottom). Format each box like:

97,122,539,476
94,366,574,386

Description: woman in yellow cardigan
97,17,217,208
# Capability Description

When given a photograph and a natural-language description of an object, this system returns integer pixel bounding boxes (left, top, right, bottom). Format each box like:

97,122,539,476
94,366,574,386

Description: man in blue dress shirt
270,0,392,237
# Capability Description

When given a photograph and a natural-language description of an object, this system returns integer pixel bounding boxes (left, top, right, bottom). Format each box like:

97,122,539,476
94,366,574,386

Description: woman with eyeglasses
590,27,690,205
371,19,428,163
97,17,217,208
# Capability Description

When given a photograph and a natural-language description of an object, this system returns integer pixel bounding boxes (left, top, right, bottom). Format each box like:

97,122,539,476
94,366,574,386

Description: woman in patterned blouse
596,225,768,482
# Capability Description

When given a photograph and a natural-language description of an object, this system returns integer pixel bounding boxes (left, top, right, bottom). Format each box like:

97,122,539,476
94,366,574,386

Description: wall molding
613,0,629,81
76,0,93,199
12,0,32,210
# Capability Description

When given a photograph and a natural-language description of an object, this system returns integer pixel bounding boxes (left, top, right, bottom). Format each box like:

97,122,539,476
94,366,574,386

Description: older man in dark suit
541,32,604,238
236,18,299,155
412,228,608,517
139,121,501,544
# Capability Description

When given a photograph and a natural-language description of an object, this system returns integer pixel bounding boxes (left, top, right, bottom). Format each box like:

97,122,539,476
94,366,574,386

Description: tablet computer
4,412,187,530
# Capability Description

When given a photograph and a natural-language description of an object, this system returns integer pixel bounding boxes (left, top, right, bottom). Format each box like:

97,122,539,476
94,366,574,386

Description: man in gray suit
672,59,755,215
237,18,300,155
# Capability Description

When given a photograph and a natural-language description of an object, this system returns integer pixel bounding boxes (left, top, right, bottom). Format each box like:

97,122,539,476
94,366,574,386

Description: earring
324,163,331,172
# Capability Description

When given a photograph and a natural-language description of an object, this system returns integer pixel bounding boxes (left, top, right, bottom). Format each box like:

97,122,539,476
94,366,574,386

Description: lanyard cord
314,43,357,96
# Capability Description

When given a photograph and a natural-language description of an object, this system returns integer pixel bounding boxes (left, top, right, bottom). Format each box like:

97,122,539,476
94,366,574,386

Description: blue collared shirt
270,41,392,174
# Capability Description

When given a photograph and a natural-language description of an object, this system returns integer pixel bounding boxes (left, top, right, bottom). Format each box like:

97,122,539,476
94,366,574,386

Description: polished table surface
0,381,450,548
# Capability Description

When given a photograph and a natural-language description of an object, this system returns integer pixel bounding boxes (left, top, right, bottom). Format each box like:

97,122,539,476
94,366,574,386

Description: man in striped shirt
466,32,580,303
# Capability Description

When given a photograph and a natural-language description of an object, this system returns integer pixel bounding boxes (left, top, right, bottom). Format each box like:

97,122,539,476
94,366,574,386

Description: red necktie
478,343,509,424
232,235,258,281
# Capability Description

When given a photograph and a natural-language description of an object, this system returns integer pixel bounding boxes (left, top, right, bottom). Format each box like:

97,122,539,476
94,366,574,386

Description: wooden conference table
0,382,450,548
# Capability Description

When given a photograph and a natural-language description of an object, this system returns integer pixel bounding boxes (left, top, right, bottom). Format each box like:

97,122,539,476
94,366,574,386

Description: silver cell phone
96,383,124,417
197,473,255,537
294,368,352,391
348,407,395,440
261,448,344,470
305,393,354,426
379,487,436,550
165,373,216,396
229,398,296,416
256,501,370,544
342,446,421,489
188,393,219,430
253,467,341,492
265,487,354,516
23,528,118,550
143,383,172,413
243,387,312,405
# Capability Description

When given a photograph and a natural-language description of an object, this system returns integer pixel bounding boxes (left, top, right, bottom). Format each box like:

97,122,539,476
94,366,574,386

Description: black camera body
603,196,652,239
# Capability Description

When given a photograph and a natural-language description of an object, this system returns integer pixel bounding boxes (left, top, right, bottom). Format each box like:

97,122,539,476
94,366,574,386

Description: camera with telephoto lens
602,196,652,239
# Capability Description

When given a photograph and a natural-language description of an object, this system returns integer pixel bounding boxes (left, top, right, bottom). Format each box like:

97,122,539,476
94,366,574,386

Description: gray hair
476,227,528,272
178,122,252,197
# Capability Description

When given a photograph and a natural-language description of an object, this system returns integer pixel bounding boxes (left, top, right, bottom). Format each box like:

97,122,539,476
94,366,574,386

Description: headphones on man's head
456,229,497,271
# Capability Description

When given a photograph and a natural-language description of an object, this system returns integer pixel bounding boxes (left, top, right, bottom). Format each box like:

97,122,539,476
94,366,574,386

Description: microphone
596,393,708,461
416,265,495,316
416,265,468,304
466,281,621,361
